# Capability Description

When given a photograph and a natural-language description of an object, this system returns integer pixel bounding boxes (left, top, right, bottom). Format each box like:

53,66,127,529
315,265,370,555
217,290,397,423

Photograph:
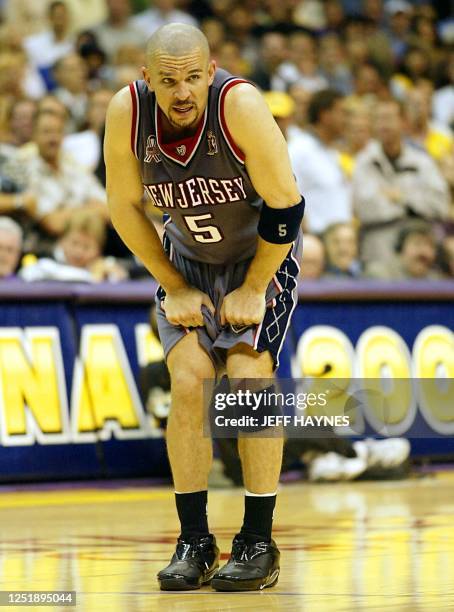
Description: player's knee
227,346,274,380
169,363,214,401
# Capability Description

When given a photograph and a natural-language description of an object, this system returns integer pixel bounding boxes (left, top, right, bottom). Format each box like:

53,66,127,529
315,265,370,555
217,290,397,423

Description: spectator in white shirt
273,32,328,93
353,99,449,266
63,88,114,172
94,0,147,62
53,53,89,131
4,110,107,254
130,0,197,38
289,89,352,235
23,1,74,73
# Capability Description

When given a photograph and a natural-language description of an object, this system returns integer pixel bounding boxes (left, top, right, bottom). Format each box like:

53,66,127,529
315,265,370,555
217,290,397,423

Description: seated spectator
289,89,352,235
20,211,127,282
23,1,74,81
0,105,37,220
391,46,433,100
93,0,147,63
287,83,311,143
4,99,37,149
0,27,47,101
362,0,394,73
249,32,287,92
348,62,388,106
385,0,413,62
63,88,114,171
365,220,441,280
223,5,257,67
4,109,107,255
0,217,23,279
319,33,353,95
322,222,362,278
216,40,249,78
324,0,346,31
338,101,372,178
0,51,35,143
432,48,454,131
76,31,108,88
53,53,89,131
130,0,198,38
404,84,453,163
37,95,68,121
274,32,328,93
353,99,449,266
299,234,325,280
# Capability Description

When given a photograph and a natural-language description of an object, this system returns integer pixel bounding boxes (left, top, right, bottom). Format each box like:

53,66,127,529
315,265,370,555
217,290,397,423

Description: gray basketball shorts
155,232,301,370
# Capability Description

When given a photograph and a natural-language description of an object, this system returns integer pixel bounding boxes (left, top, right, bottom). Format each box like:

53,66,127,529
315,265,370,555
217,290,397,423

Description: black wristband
257,197,305,244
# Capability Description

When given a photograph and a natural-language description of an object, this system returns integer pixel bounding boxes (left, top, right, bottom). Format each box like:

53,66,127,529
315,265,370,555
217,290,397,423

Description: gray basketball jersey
129,69,263,264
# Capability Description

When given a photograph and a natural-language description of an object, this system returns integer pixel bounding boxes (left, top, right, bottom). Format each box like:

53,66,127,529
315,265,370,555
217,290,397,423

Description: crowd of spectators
0,0,453,283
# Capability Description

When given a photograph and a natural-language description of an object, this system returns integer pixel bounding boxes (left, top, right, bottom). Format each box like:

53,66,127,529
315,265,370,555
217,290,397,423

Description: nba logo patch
207,130,218,156
144,135,161,163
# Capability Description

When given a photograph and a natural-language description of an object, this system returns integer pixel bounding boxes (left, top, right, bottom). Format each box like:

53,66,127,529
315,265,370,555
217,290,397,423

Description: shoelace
232,539,268,562
176,538,213,568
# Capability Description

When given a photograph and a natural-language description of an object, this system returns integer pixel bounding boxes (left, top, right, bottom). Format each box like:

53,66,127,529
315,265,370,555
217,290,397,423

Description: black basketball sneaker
157,534,220,590
211,534,280,591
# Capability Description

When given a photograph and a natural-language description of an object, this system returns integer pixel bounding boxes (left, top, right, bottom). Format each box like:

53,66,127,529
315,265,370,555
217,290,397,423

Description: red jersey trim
129,82,139,159
155,102,207,167
218,78,249,165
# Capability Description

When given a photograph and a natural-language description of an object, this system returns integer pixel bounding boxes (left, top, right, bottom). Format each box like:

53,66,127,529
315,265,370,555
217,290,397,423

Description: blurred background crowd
0,0,454,283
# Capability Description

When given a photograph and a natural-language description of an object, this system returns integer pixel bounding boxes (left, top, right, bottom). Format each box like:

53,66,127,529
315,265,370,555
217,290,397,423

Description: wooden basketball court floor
0,473,453,611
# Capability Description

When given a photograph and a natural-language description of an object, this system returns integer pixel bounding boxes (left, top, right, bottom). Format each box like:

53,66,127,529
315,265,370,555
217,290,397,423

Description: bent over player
104,23,304,592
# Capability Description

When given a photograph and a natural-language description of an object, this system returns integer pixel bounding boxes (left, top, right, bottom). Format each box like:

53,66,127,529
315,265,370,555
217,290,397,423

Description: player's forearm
243,238,290,293
243,193,304,292
109,202,187,292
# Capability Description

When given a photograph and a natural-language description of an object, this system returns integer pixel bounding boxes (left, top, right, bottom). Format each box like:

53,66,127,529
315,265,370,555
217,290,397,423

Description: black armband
258,197,305,244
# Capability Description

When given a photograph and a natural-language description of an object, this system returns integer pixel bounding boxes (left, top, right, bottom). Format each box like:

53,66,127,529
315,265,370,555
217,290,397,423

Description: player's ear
208,59,216,86
142,66,154,91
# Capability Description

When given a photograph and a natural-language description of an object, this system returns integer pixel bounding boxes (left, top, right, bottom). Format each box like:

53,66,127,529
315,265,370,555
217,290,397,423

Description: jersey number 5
183,213,224,244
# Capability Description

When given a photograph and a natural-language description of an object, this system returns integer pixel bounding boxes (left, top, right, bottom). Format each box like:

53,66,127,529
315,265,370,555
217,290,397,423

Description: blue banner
0,279,452,481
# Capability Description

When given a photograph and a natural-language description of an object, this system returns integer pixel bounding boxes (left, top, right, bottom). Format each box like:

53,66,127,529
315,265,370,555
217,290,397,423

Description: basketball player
104,24,305,591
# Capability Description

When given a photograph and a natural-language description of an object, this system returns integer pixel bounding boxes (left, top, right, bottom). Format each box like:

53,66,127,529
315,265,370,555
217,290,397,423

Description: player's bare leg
166,331,214,492
227,345,283,493
157,331,219,590
212,343,282,591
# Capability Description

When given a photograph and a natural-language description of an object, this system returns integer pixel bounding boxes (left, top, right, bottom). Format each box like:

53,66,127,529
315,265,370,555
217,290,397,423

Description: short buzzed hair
146,23,209,65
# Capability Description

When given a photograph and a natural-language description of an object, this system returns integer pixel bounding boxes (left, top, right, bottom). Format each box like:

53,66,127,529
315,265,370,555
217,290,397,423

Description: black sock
240,493,276,543
175,490,209,539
